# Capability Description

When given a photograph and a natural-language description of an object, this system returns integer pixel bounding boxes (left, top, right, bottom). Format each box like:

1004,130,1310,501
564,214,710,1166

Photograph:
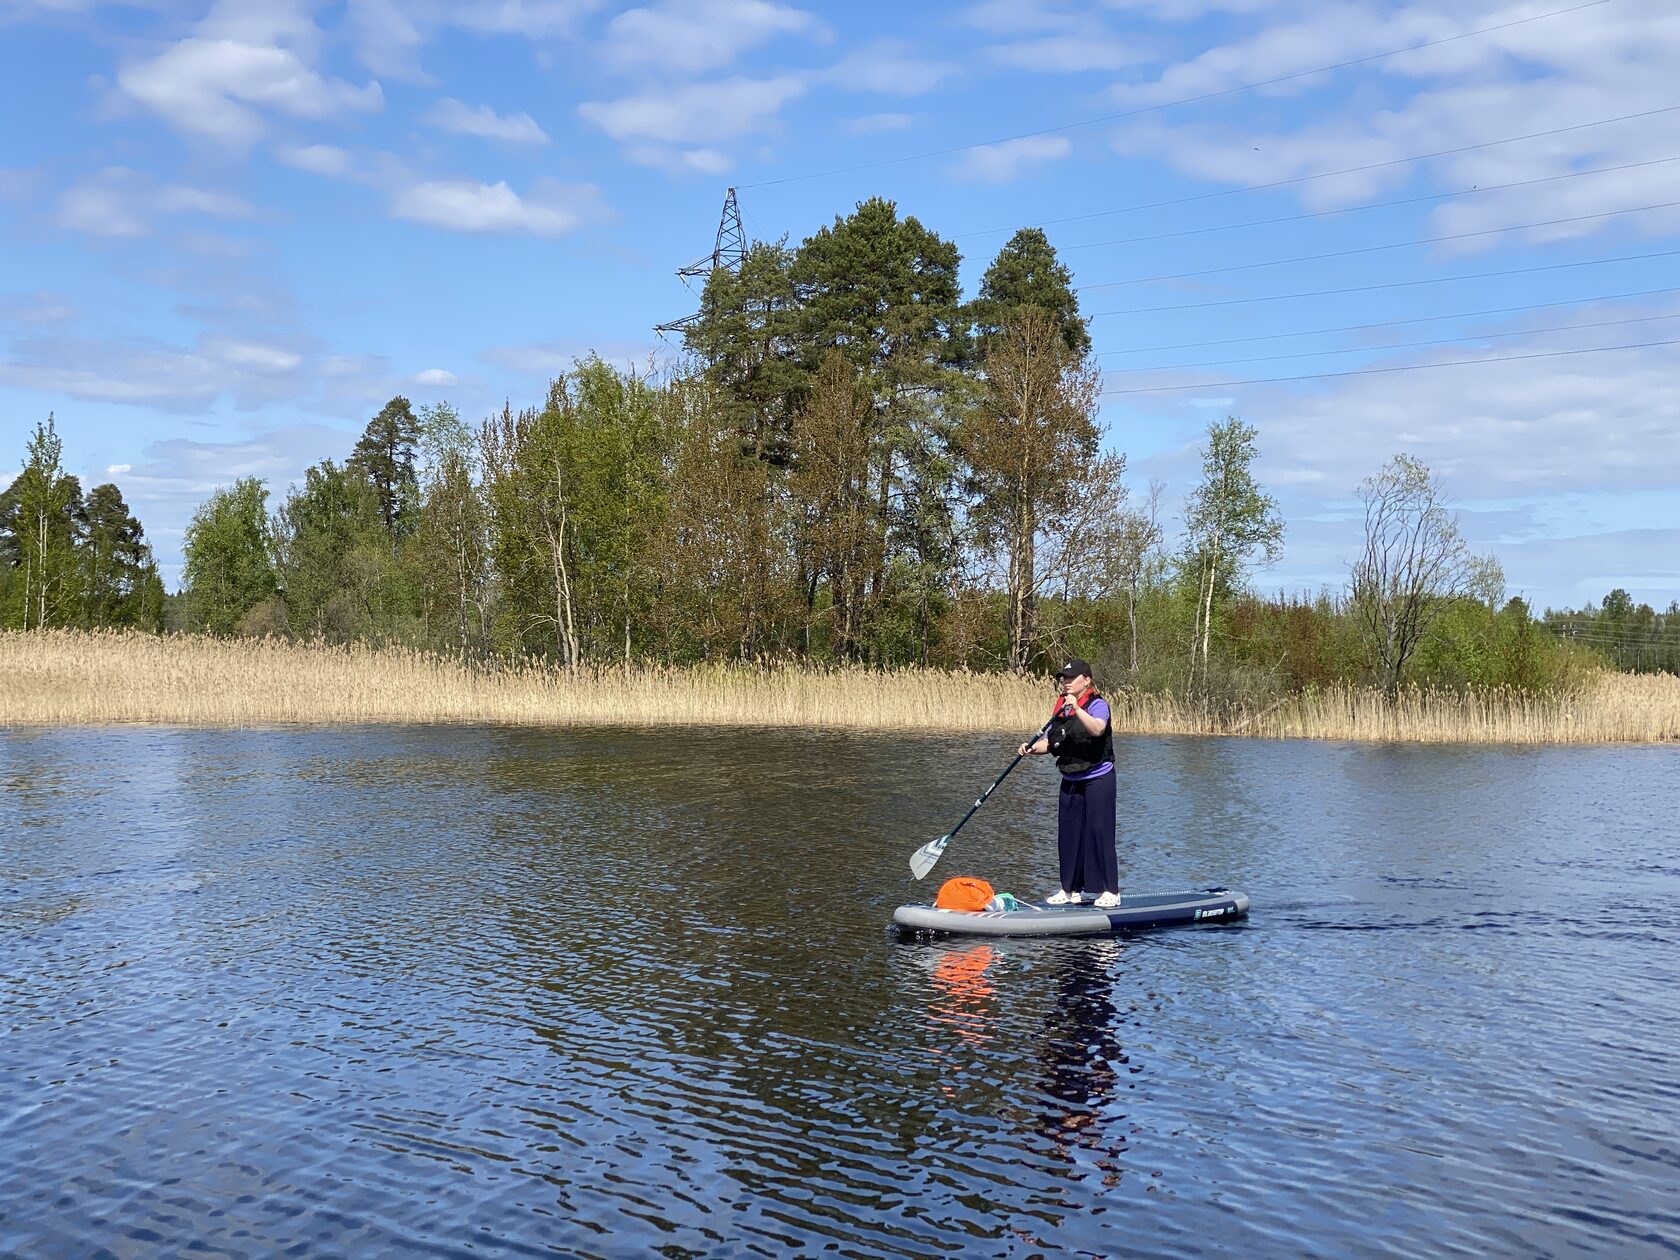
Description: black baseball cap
1057,658,1093,680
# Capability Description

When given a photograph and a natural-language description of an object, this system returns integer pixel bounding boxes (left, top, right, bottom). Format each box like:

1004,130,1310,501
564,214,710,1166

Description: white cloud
1102,0,1286,15
413,367,457,386
988,34,1149,73
276,143,354,177
602,0,823,75
0,291,76,323
623,143,734,174
953,134,1072,183
844,112,913,134
195,0,323,49
580,74,805,145
1102,0,1680,263
1118,304,1680,504
118,35,382,145
0,330,315,411
960,0,1155,73
205,338,303,373
390,177,599,234
344,0,430,81
823,43,957,95
1494,527,1680,612
106,463,132,475
425,97,549,144
57,167,252,238
451,0,602,37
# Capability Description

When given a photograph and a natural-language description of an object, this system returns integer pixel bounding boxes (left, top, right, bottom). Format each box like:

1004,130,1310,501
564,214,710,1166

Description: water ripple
2,726,1677,1256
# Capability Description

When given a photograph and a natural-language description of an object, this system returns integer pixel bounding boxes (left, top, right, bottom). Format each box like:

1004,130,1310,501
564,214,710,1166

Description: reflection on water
929,943,999,1049
2,725,1678,1257
1035,941,1125,1159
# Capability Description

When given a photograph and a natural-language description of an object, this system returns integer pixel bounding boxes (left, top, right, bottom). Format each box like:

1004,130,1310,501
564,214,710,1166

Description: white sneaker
1046,890,1082,905
1094,891,1122,909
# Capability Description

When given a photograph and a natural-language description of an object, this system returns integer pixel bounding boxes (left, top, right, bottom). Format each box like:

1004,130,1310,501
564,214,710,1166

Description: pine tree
81,481,162,629
685,240,808,466
348,396,421,538
790,197,967,661
958,307,1101,671
971,228,1091,355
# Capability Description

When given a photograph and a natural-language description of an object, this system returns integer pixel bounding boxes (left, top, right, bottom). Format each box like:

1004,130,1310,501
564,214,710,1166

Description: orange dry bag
934,877,996,912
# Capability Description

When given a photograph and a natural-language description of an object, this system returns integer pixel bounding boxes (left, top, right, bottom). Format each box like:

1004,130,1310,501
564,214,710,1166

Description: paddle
909,716,1057,881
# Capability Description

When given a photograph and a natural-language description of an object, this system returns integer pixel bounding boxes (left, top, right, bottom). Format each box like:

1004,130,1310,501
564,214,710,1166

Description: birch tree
3,417,85,629
1352,454,1477,697
1181,417,1283,691
481,398,582,669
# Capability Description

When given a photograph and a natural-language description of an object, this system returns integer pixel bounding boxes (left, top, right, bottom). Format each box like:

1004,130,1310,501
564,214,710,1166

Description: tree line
3,197,1631,695
1540,590,1680,674
0,417,164,632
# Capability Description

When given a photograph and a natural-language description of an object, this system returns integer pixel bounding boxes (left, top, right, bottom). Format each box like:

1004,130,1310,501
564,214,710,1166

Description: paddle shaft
942,716,1056,844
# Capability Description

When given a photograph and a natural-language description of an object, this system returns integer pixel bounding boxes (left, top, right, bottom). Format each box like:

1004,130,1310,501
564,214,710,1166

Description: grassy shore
3,629,1677,743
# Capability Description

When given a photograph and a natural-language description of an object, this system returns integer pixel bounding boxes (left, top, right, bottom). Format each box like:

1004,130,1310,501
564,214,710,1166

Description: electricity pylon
655,187,746,335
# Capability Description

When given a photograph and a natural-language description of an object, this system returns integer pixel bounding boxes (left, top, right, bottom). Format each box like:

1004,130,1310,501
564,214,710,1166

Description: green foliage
129,200,1624,703
1181,417,1284,692
0,417,164,633
971,227,1091,355
348,396,422,537
2,416,86,630
686,241,807,465
1541,589,1680,674
274,460,402,640
410,401,490,655
81,482,164,630
791,196,967,378
182,477,276,635
481,360,668,665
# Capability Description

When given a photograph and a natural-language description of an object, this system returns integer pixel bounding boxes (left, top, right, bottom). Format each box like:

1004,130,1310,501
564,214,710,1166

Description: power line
1107,312,1680,374
743,0,1617,189
1087,247,1680,317
959,103,1680,240
1097,336,1680,396
1078,199,1680,292
1094,286,1680,355
1054,154,1680,254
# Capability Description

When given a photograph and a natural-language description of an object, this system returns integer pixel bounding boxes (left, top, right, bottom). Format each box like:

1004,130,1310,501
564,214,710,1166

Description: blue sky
2,0,1677,612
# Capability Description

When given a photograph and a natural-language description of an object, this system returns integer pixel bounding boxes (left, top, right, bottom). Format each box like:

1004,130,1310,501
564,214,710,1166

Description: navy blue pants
1058,770,1118,896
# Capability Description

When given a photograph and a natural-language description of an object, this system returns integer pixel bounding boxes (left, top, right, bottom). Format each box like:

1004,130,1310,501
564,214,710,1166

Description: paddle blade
909,835,949,881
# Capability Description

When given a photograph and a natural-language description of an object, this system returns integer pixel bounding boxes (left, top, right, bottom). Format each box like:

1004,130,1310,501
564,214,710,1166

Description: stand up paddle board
892,887,1249,938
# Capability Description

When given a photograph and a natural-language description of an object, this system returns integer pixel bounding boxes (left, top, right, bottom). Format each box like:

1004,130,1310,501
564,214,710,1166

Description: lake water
2,725,1677,1257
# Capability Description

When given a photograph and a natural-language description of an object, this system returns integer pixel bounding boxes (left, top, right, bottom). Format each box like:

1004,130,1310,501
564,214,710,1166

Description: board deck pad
892,888,1249,937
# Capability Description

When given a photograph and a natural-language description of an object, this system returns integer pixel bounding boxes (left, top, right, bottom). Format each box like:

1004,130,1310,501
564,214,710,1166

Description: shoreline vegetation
12,205,1679,734
5,630,1677,744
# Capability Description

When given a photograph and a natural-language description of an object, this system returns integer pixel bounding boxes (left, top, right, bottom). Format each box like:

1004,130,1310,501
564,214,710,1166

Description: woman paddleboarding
1017,658,1120,908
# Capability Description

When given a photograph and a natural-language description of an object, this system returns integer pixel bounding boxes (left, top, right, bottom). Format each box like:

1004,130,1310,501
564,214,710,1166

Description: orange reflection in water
927,943,999,1049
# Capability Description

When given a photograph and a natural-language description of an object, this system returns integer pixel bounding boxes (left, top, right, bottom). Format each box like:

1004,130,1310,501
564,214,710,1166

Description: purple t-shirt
1060,696,1114,781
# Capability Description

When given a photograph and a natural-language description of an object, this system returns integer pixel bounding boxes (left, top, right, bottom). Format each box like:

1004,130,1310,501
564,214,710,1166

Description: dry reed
3,629,1676,743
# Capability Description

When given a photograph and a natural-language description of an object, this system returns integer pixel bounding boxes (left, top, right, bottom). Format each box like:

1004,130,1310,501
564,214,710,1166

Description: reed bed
1111,674,1680,745
3,629,1677,743
0,630,1043,732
